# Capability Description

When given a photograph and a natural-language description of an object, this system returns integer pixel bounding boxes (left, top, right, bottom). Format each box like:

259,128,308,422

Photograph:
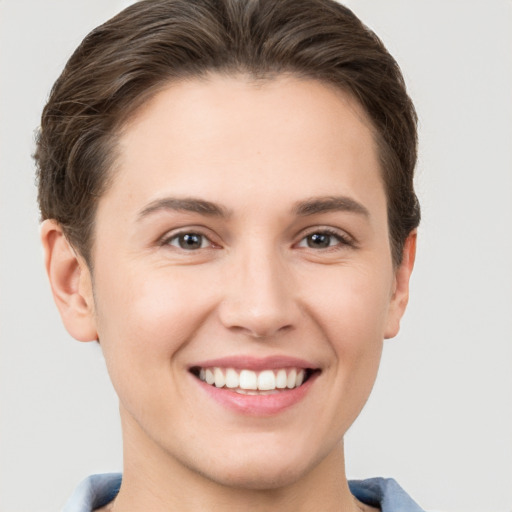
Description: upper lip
189,355,319,371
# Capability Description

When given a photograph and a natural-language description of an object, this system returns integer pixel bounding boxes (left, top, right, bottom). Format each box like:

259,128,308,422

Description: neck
112,409,362,512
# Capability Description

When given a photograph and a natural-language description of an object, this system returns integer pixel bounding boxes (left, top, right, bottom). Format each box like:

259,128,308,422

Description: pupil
308,233,330,248
180,234,202,249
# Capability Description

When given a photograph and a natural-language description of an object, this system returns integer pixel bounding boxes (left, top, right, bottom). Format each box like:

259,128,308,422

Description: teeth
225,368,239,388
205,368,215,385
214,367,225,388
239,369,258,390
276,369,287,389
235,388,279,395
286,368,297,389
197,367,309,392
257,370,275,391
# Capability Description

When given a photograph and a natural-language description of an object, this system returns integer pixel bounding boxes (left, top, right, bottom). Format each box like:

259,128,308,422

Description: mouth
189,366,319,395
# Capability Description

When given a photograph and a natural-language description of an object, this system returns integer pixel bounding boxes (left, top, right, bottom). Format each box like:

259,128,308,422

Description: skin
41,75,415,512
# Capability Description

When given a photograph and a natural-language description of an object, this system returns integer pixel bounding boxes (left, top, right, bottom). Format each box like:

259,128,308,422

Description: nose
217,248,300,339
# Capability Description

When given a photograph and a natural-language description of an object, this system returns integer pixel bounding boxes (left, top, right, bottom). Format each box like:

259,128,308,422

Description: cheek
93,264,216,389
303,263,392,392
290,264,390,438
304,261,393,347
323,288,385,383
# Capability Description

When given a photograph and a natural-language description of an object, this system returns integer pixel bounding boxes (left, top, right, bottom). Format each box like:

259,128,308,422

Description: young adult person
35,0,424,510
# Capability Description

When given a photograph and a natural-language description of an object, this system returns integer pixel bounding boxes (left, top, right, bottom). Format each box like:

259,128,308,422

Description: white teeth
276,369,287,389
214,367,225,388
257,370,275,391
286,368,297,389
239,369,258,390
235,389,279,395
205,368,215,385
225,368,239,388
197,366,310,392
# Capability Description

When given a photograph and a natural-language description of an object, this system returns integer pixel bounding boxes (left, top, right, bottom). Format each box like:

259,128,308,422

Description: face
72,75,412,488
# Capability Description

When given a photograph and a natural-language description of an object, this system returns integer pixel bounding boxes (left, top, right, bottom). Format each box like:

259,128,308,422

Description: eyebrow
293,196,370,217
137,194,369,221
137,197,231,220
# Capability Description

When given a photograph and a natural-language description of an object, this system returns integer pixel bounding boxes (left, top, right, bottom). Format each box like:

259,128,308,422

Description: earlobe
40,220,98,342
384,231,417,339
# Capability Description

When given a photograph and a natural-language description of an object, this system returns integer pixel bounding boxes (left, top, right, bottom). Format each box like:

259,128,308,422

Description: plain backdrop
1,1,511,511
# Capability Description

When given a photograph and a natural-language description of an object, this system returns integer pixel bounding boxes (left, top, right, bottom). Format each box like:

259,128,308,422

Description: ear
40,219,98,342
384,231,417,339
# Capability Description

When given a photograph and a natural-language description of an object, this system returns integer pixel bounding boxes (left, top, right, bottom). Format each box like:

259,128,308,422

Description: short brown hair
35,0,420,266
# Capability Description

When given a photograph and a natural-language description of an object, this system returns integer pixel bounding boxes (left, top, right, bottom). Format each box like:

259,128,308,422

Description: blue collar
63,473,425,511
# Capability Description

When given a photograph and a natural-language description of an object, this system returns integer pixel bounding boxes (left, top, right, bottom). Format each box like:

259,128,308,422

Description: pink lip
189,355,317,371
194,374,319,416
188,355,320,416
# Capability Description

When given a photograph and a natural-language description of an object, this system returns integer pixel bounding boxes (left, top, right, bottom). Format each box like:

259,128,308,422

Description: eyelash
159,227,354,252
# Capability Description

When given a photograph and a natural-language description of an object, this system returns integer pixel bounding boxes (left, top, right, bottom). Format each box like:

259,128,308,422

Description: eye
297,230,352,249
165,232,211,250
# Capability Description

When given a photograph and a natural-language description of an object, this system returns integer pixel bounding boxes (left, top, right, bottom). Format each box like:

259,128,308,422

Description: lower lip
193,373,318,416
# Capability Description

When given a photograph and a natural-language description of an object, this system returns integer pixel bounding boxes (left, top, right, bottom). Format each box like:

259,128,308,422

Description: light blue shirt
63,473,426,511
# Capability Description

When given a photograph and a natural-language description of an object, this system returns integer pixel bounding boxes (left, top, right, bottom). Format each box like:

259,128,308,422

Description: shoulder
349,477,426,512
62,473,121,512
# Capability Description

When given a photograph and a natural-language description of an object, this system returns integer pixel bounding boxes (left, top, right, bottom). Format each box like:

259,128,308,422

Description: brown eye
306,233,332,248
167,233,208,250
298,232,340,249
296,229,354,251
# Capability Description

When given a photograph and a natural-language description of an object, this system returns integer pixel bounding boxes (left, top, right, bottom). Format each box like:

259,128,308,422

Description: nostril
225,322,295,340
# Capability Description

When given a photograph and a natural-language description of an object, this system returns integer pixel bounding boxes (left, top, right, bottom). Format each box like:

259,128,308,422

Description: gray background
1,1,511,511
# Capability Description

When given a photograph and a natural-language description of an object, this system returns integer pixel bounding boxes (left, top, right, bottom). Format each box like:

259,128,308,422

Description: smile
191,367,314,394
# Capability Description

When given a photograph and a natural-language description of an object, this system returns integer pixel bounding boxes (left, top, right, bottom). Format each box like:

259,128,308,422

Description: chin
186,440,328,491
202,461,308,491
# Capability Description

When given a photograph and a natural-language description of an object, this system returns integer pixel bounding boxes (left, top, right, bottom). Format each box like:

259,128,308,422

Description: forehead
119,73,376,156
104,74,383,215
